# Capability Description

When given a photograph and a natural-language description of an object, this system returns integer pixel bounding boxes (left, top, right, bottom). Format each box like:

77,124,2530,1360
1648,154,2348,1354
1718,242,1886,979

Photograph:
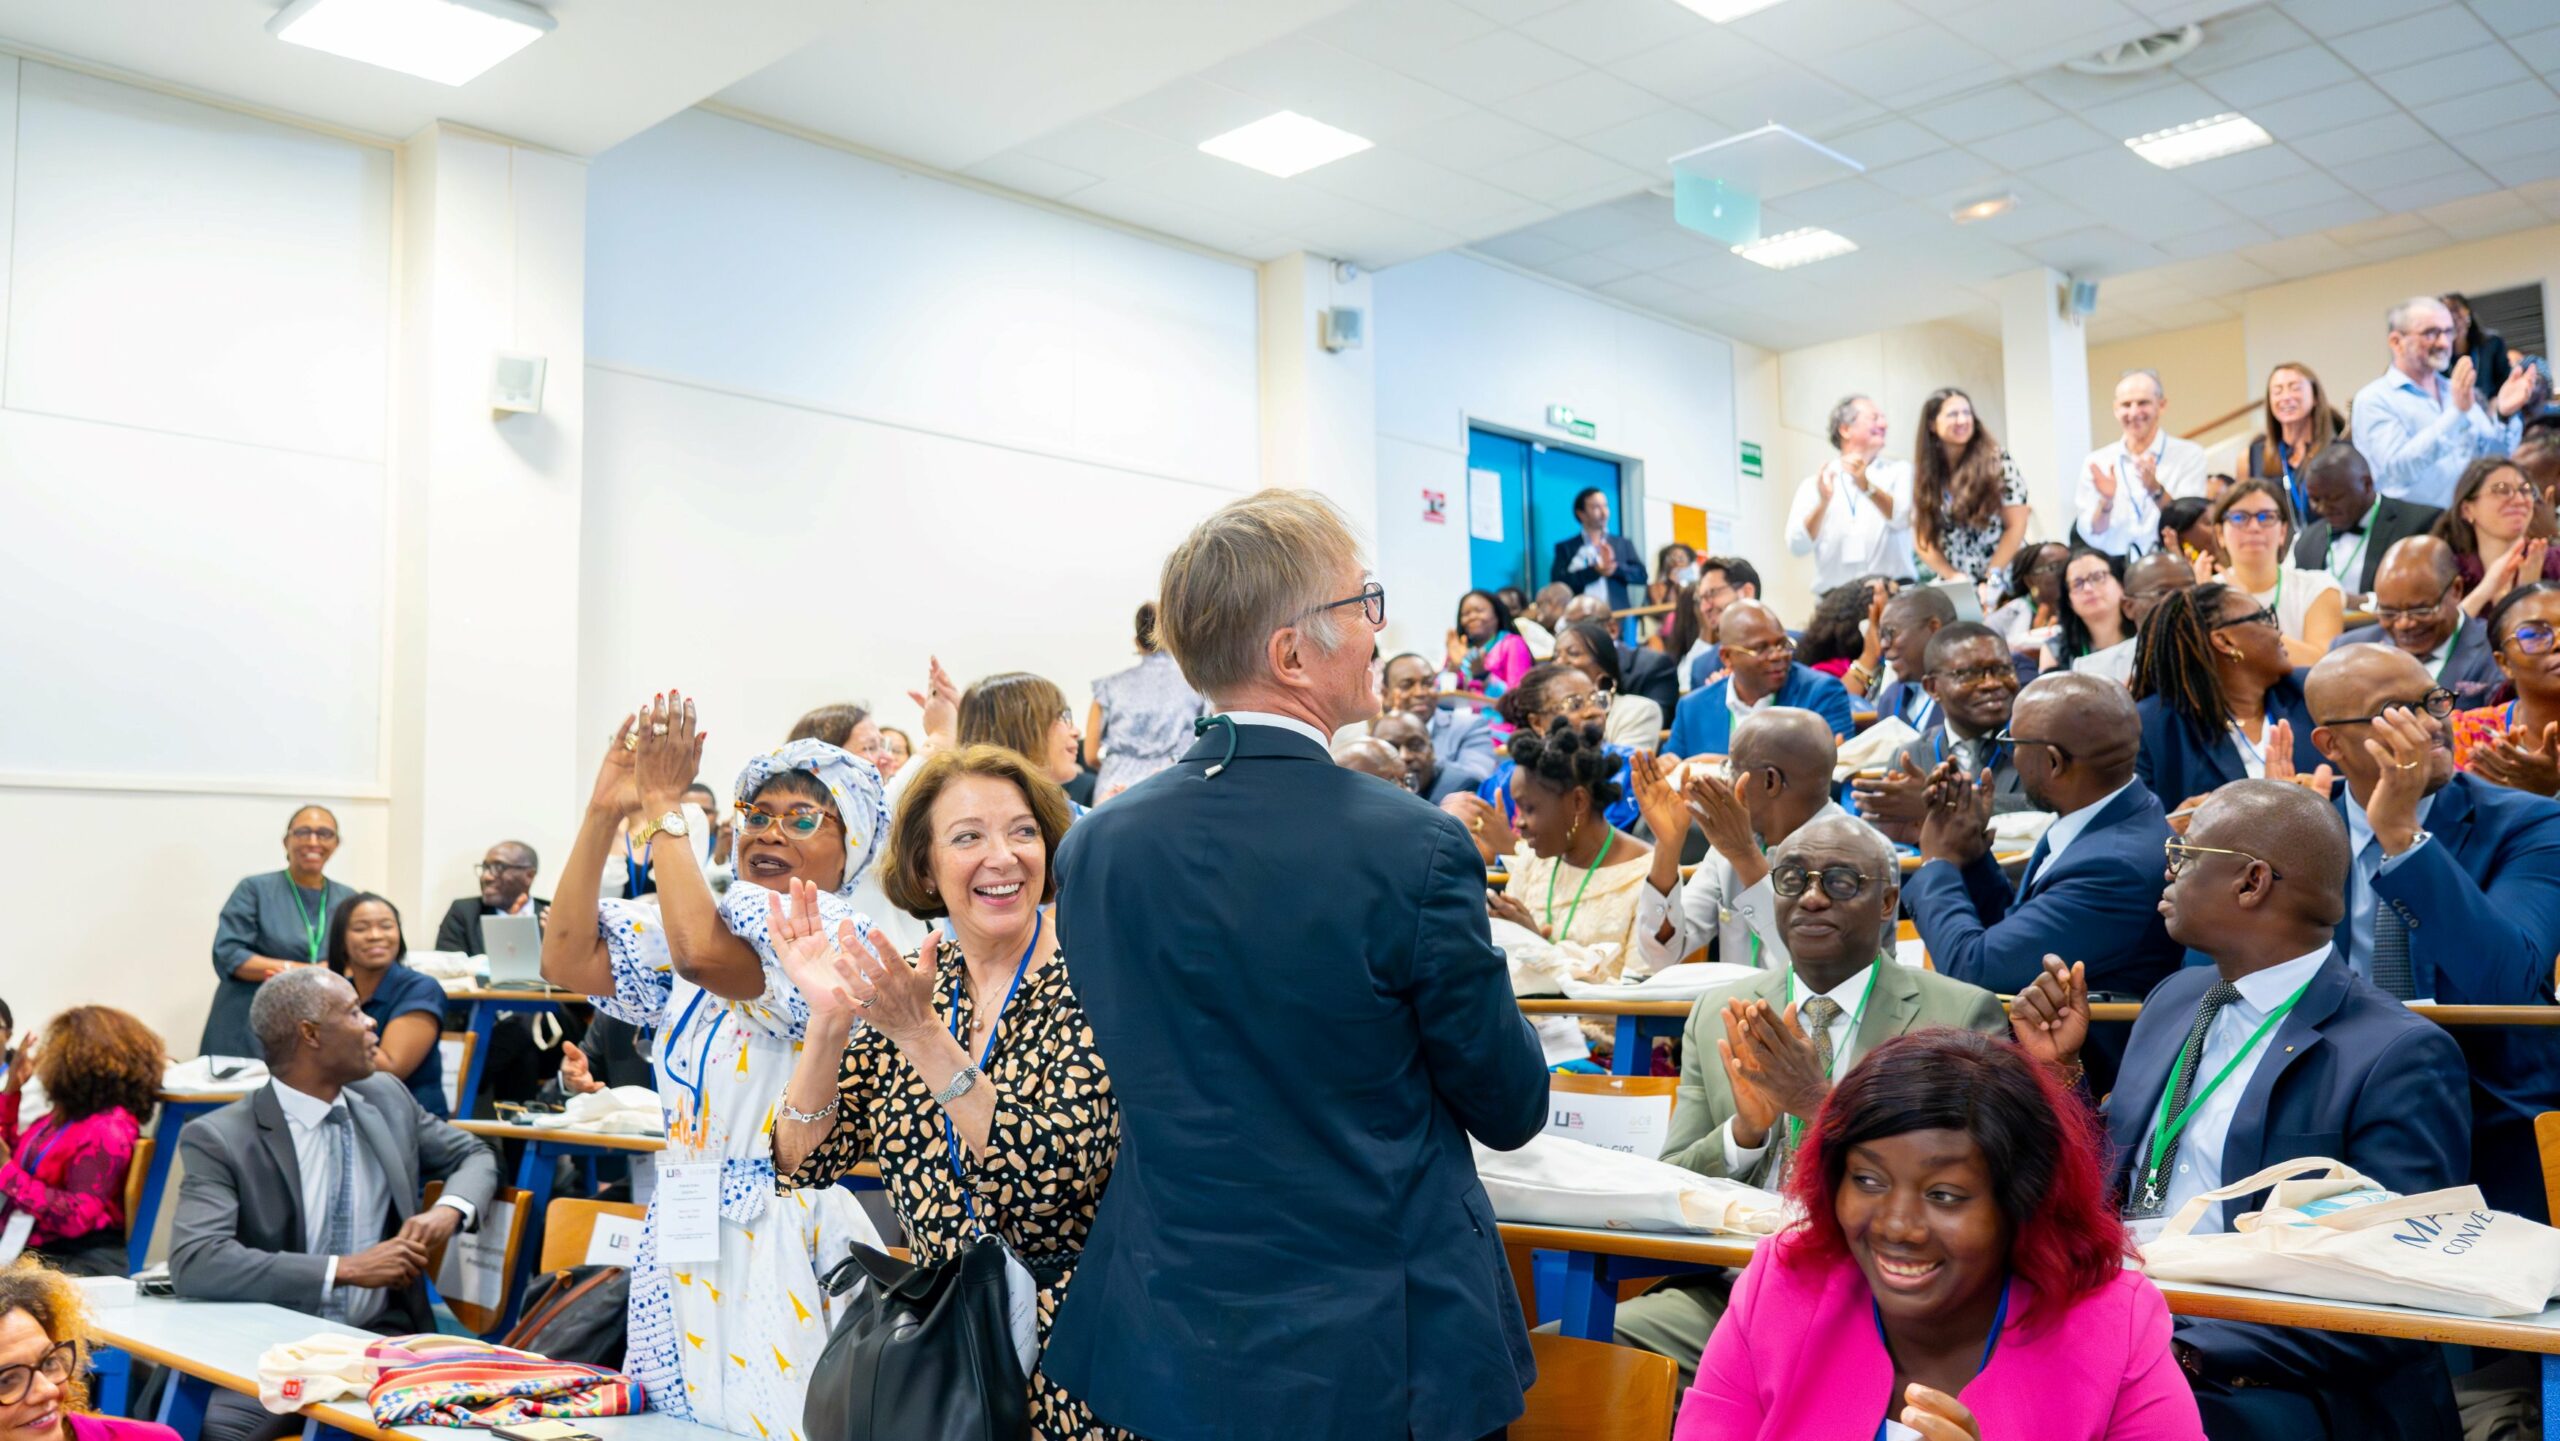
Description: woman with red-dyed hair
1675,1029,2203,1441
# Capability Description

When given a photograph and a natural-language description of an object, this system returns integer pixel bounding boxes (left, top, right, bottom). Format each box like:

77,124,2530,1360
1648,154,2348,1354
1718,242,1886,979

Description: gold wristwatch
632,808,690,848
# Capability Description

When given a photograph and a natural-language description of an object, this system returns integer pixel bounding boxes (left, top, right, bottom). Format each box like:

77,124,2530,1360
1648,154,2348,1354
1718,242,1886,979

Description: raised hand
838,920,938,1049
587,713,642,821
1682,764,1760,872
2007,955,2089,1070
1899,1383,1984,1441
1444,790,1520,864
907,656,960,746
1717,1000,1782,1149
1629,751,1696,852
2,1028,34,1095
2450,356,2478,412
1851,752,1930,837
2190,548,2219,585
2495,361,2539,419
2088,458,2118,503
2134,448,2162,499
2473,721,2560,796
2261,719,2337,795
1916,760,1993,866
768,879,863,1022
1728,1001,1832,1121
2361,705,2438,852
633,690,707,814
1444,628,1471,669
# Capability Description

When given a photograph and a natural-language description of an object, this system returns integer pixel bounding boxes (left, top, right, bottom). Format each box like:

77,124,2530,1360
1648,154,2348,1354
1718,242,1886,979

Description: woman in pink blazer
1676,1029,2203,1441
0,1260,182,1441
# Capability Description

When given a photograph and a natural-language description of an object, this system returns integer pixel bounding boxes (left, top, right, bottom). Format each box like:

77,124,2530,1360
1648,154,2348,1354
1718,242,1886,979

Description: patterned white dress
593,882,885,1439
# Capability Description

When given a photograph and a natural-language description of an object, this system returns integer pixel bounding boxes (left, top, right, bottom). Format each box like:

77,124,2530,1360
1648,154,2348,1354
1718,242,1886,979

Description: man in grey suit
173,968,497,1441
1610,815,2006,1379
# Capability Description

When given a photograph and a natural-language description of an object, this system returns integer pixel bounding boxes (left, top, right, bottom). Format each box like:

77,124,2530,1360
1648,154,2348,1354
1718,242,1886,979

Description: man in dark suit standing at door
2293,444,2441,604
1551,486,1647,613
1049,488,1548,1441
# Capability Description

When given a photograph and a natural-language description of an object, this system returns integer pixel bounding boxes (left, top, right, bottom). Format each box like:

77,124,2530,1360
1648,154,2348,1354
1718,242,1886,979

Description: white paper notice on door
1468,469,1505,542
1543,1089,1674,1159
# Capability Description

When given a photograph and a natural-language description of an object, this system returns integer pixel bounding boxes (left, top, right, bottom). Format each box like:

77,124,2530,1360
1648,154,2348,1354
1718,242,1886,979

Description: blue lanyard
1871,1277,2010,1439
940,911,1043,1229
659,986,722,1123
17,1116,67,1176
621,833,652,900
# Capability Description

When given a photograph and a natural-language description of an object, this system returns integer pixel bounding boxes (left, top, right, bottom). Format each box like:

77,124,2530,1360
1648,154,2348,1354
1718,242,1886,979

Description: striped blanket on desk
366,1335,644,1427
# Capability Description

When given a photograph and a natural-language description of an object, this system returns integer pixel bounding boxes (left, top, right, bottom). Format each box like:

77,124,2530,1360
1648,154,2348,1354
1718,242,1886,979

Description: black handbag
802,1235,1032,1441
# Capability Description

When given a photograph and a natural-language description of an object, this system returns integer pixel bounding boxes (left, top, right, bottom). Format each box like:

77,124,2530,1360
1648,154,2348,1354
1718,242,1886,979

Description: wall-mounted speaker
490,352,547,415
1319,306,1365,353
2063,279,2100,321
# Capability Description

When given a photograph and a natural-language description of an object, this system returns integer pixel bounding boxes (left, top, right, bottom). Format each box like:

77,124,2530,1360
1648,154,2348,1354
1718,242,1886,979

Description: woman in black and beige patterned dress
771,743,1125,1440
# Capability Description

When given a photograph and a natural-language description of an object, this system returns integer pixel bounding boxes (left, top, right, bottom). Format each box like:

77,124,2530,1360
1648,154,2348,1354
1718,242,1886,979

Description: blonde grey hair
1157,488,1366,699
2116,368,2165,400
2387,296,2449,334
250,966,353,1058
1825,394,1873,450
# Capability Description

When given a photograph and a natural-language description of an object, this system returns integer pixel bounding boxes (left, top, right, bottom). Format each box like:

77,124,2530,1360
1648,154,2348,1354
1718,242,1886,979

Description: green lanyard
290,882,329,963
1784,962,1883,1150
2140,976,2315,1194
2330,502,2377,585
2430,616,2464,684
1545,830,1617,941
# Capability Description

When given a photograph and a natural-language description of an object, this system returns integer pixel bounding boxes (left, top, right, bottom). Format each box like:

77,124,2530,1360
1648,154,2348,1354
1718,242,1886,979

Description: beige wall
2087,318,2250,454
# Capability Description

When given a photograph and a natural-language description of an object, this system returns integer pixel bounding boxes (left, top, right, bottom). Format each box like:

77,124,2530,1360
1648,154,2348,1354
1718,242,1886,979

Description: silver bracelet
777,1094,838,1124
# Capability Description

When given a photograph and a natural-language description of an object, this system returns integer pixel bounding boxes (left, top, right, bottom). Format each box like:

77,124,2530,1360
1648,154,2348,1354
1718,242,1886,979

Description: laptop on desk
482,912,563,992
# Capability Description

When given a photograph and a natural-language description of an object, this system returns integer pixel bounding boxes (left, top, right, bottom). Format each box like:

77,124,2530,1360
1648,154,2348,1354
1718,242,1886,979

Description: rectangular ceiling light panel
2126,112,2271,170
1199,111,1374,178
1734,226,1856,269
268,0,554,87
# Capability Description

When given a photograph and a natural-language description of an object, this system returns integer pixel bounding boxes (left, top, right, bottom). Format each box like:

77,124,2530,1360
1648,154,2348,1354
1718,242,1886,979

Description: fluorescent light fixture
2125,112,2271,170
268,0,554,87
1198,111,1373,178
1732,226,1856,269
1670,0,1790,20
1951,192,2017,224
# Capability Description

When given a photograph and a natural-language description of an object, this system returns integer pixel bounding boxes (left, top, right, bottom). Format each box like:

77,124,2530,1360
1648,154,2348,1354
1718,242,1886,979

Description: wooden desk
136,1090,252,1272
446,987,578,1119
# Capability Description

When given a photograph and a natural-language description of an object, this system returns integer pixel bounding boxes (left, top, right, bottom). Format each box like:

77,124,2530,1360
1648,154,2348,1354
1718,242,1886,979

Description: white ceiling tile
2189,46,2356,109
1106,79,1275,144
1607,29,1786,106
2154,222,2281,263
2176,142,2314,190
1013,120,1194,180
2122,194,2250,244
1450,0,1576,25
1515,0,1715,66
1577,107,1735,171
1819,117,1948,171
1967,115,2115,169
2019,224,2169,274
2021,59,2189,111
2329,208,2439,243
1392,28,1589,103
2241,167,2355,211
2330,6,2499,70
1234,235,1318,262
2328,142,2475,192
2248,80,2400,140
1772,174,1911,224
1506,161,1661,229
1962,190,2103,244
1602,226,1733,273
1725,0,1927,64
2343,221,2459,263
2418,78,2560,134
1400,109,1559,170
1502,68,1666,137
1864,147,2009,201
2506,176,2560,218
1654,248,1765,294
2236,231,2362,278
1908,83,2064,142
1300,147,1545,226
1310,0,1501,66
2470,0,2560,37
1202,35,1475,143
1816,27,2002,100
2508,26,2560,74
1692,68,1887,133
2079,79,2242,141
2485,150,2560,186
1469,228,1580,266
2456,112,2560,165
2174,5,2317,75
1540,251,1640,287
1939,0,2145,65
2293,112,2435,166
1470,200,1566,234
2021,142,2202,212
1598,271,1707,311
1118,150,1372,232
2369,43,2531,109
2277,0,2448,35
2419,188,2547,238
960,152,1101,201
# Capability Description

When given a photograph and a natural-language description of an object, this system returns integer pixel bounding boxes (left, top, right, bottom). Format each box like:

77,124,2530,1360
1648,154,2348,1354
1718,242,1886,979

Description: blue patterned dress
1090,651,1207,796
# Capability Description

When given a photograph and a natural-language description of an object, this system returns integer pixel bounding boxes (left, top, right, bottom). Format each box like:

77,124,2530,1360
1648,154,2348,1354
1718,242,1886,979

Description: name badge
654,1162,721,1264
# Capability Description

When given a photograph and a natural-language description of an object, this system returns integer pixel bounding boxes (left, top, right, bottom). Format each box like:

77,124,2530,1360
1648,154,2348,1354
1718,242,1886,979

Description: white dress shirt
272,1079,388,1323
1221,710,1333,749
2342,788,2436,987
1721,960,1880,1175
2075,434,2209,556
2032,780,2136,883
1785,457,1915,595
2129,945,2330,1241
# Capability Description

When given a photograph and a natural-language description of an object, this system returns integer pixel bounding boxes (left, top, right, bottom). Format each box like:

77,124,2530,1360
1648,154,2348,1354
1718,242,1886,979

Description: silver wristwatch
933,1065,983,1106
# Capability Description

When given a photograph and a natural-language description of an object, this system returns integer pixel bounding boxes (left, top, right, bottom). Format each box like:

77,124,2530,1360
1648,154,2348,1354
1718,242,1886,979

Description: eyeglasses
2028,557,2069,576
0,1339,77,1407
2066,571,2119,595
2221,509,2286,531
1727,637,1796,662
2210,606,2280,633
2164,838,2283,881
1992,727,2072,759
2315,688,2457,728
733,802,838,838
2404,326,2455,341
2505,621,2558,655
1932,662,2017,688
1771,862,1882,901
475,860,533,877
2473,480,2537,505
288,827,338,843
1306,581,1386,628
2375,588,2459,622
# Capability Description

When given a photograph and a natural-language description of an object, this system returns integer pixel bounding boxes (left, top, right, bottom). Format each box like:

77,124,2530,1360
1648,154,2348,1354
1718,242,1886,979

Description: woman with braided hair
2130,581,2324,812
1443,662,1640,850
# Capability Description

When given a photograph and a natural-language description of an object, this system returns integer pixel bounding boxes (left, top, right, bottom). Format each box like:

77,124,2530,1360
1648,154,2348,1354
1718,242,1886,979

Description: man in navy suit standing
1048,488,1549,1441
1903,672,2181,1092
2012,780,2470,1441
1550,486,1646,613
2306,643,2560,1219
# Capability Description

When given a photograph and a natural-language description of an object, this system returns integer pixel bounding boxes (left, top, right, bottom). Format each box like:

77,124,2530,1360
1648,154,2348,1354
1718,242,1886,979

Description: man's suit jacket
1664,664,1856,758
1618,642,1679,718
1550,532,1647,611
432,896,550,956
1901,782,2182,1095
1685,644,1723,694
2292,496,2444,595
2331,618,2504,706
2340,772,2560,1218
1884,722,2031,814
1427,703,1499,779
1660,962,2007,1189
169,1073,499,1332
2133,669,2322,807
1047,721,1548,1441
2108,955,2469,1402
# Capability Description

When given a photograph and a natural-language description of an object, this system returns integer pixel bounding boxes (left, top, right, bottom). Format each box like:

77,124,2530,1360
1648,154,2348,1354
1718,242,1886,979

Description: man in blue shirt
2350,296,2538,509
1664,601,1854,756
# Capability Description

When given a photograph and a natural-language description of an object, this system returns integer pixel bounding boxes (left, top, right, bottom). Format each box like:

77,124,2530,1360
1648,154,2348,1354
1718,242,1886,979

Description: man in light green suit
1611,814,2007,1378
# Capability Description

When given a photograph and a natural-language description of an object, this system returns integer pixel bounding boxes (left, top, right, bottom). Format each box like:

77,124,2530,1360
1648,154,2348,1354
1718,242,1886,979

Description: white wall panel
7,62,391,460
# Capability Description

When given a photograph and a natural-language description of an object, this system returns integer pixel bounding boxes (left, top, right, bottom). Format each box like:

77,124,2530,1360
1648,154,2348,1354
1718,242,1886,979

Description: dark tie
1770,996,1847,1183
2017,836,2052,896
2373,899,2416,999
2135,980,2241,1216
320,1108,358,1320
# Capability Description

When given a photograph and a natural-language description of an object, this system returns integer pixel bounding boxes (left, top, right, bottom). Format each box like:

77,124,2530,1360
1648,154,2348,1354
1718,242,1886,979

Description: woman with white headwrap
541,692,887,1438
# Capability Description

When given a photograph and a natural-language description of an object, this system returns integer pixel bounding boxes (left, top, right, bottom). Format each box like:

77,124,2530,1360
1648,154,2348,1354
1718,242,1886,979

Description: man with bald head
1612,812,2003,1378
2291,443,2440,602
1663,600,1854,757
1630,708,1856,973
1866,584,1954,728
2013,779,2469,1439
2073,552,2194,686
1331,734,1410,789
1903,673,2180,1090
2305,643,2560,1220
1369,712,1475,802
2330,535,2502,703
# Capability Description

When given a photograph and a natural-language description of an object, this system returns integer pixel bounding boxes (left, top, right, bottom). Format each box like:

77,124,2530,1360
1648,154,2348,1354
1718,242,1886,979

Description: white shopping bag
2139,1157,2560,1318
1471,1133,1786,1235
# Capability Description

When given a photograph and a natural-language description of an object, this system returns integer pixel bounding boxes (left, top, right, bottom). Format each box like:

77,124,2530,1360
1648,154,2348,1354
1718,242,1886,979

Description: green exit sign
1545,403,1597,440
1740,441,1763,478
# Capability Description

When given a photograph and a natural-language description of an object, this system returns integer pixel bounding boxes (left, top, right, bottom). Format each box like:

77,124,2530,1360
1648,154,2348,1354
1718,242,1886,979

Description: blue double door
1467,428,1630,603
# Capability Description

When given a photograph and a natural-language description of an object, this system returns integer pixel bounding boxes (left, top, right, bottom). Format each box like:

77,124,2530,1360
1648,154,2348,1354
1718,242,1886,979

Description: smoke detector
2066,25,2203,76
